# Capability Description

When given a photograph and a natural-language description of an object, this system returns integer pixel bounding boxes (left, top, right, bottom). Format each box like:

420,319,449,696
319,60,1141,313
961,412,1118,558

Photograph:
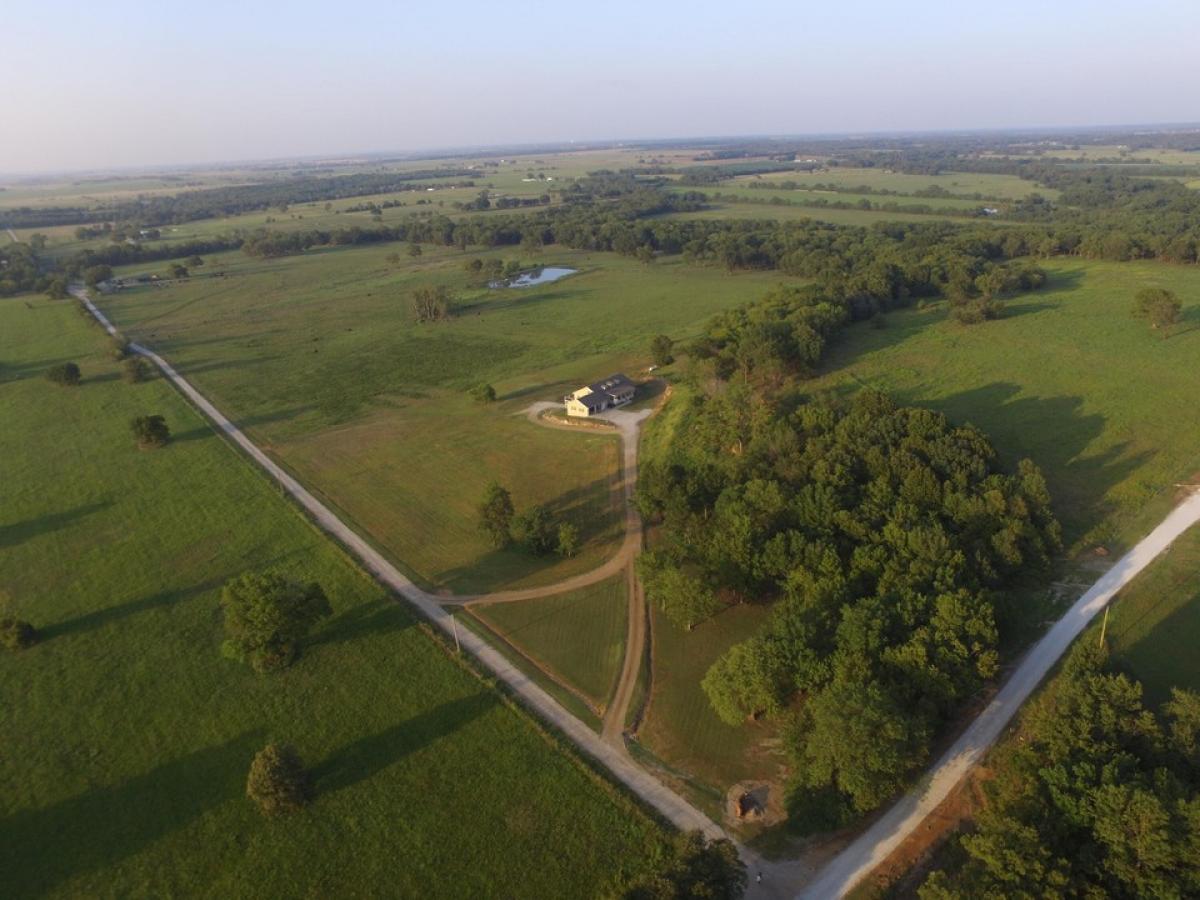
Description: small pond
490,267,577,288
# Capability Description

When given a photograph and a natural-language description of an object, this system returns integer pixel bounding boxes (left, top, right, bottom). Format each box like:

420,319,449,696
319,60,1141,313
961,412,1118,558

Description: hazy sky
5,0,1198,174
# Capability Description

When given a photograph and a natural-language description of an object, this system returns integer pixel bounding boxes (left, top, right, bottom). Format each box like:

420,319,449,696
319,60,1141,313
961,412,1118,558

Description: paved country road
70,286,730,846
802,487,1200,898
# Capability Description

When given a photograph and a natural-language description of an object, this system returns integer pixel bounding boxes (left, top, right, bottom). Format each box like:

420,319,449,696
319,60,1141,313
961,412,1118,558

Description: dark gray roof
586,373,634,395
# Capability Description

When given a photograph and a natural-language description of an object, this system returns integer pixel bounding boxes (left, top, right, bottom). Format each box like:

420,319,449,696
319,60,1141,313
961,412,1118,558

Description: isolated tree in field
45,362,81,386
187,255,205,267
123,357,151,383
1134,287,1182,335
167,263,189,279
0,617,38,651
556,522,580,558
407,241,422,257
625,830,747,900
650,334,675,366
410,285,452,323
44,277,69,300
477,482,515,548
246,743,311,815
513,505,556,556
470,382,496,403
83,264,112,287
130,414,170,448
220,572,332,672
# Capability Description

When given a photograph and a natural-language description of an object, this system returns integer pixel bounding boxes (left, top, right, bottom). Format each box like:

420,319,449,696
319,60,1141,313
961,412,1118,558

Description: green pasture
808,259,1200,553
472,576,628,708
1096,522,1200,705
737,166,1055,200
665,202,980,226
0,293,665,899
93,244,781,592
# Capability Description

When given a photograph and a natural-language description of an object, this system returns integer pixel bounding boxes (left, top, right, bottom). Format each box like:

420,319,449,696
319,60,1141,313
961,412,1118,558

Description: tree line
920,641,1200,898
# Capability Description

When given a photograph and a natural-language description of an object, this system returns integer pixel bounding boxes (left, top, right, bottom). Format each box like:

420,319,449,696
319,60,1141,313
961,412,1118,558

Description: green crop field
93,244,782,593
0,294,665,899
471,576,628,708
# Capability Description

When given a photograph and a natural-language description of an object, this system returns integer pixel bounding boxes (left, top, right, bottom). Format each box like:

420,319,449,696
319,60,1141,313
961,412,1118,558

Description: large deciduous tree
220,572,332,672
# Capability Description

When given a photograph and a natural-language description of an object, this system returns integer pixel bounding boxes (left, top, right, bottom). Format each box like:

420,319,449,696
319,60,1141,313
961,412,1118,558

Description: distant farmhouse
564,374,635,417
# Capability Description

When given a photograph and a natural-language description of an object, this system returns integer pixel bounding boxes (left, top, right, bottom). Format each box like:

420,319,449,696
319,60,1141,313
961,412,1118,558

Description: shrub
220,572,332,672
130,414,170,448
45,362,81,386
513,505,556,556
123,357,151,383
471,383,496,403
650,334,675,366
557,522,581,558
246,743,311,815
0,618,38,651
110,338,131,361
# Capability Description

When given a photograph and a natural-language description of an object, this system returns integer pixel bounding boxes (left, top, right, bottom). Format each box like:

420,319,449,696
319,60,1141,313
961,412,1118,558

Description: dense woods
638,386,1061,826
921,643,1200,898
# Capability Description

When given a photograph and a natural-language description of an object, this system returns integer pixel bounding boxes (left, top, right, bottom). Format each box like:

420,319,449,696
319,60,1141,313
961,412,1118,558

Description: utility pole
1098,606,1110,648
451,614,461,654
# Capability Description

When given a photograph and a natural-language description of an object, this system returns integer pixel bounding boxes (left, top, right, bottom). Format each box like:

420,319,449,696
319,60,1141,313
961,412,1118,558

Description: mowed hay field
471,576,628,709
0,295,665,898
95,244,782,592
810,259,1200,553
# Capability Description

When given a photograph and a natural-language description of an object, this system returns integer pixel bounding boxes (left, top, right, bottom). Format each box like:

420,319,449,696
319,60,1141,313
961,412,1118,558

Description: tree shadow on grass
307,596,414,649
0,500,112,550
311,692,497,795
900,382,1152,545
40,578,226,641
0,355,79,385
0,730,264,899
170,404,318,443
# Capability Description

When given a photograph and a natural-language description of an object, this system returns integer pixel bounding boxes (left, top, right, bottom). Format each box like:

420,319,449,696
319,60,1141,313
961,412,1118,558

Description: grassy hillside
809,259,1200,553
0,294,664,898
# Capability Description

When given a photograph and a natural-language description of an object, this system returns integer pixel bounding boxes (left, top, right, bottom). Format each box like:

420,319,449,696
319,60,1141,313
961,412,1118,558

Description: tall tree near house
477,482,514,548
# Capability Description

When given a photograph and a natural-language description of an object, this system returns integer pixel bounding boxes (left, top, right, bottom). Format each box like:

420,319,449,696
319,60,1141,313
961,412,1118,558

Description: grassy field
1096,522,1200,705
709,185,990,210
0,293,667,898
665,202,980,227
636,603,777,814
809,259,1200,553
94,244,782,592
730,167,1056,200
471,577,628,709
